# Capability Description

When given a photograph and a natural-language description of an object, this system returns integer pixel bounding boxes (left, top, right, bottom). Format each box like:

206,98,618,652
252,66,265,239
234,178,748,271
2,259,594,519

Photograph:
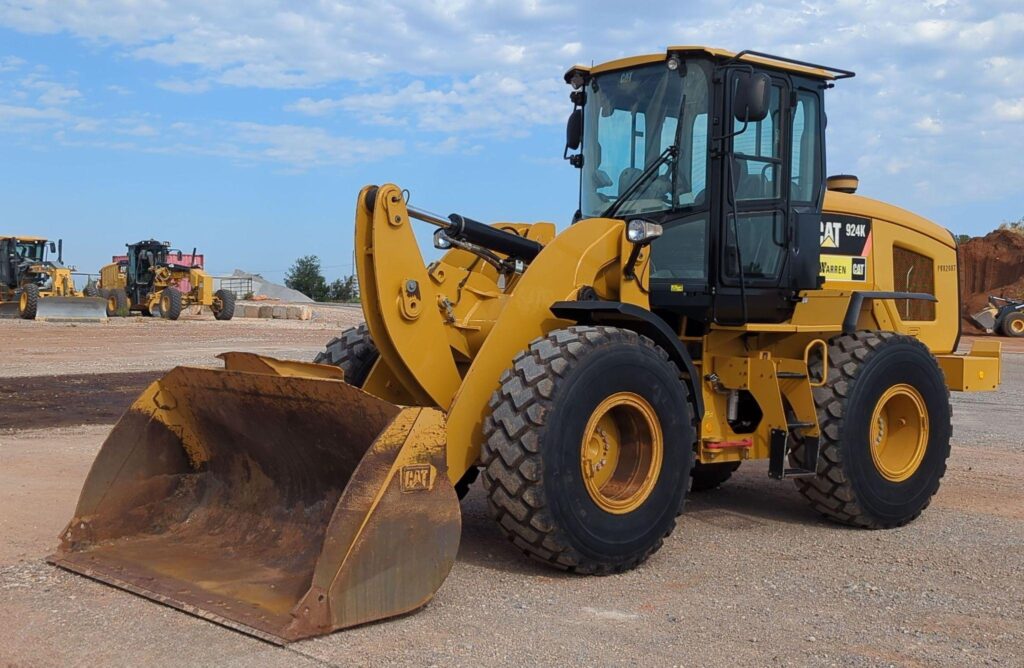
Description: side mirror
733,72,771,123
176,251,183,261
49,241,57,253
565,108,583,151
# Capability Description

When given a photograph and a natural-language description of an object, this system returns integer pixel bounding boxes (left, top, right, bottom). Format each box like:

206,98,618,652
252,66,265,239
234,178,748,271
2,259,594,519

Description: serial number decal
938,264,956,272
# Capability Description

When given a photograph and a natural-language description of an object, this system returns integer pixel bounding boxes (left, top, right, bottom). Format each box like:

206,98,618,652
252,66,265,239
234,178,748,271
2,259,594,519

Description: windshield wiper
602,145,678,220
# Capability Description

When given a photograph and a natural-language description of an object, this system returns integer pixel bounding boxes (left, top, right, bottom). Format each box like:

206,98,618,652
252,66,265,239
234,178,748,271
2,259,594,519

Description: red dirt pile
959,229,1024,330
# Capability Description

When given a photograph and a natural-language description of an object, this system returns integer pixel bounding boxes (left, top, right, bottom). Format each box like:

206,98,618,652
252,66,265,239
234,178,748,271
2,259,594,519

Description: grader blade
48,354,460,643
34,296,108,321
0,296,107,321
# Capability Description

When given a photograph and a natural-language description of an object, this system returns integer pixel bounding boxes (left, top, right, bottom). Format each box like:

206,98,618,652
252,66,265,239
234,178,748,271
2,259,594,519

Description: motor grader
92,239,235,320
51,47,1002,642
0,235,106,320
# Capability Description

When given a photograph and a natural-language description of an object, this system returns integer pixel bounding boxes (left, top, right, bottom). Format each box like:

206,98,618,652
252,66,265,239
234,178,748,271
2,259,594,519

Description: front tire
18,285,39,320
160,287,183,320
212,289,235,321
792,331,952,529
481,326,696,574
106,288,129,317
1000,311,1024,337
314,323,479,498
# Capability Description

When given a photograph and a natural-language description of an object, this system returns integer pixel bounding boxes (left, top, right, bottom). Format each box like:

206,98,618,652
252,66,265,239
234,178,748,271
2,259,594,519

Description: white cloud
156,78,211,94
0,55,25,71
0,0,1022,205
287,74,563,135
993,98,1024,122
914,116,943,134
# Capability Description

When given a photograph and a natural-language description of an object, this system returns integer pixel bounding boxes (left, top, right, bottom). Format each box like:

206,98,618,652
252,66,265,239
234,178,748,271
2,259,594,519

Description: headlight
626,219,663,244
433,229,453,250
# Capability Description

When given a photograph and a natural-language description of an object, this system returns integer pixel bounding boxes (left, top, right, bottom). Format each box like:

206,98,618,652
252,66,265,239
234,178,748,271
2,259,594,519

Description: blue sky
1,1,1022,282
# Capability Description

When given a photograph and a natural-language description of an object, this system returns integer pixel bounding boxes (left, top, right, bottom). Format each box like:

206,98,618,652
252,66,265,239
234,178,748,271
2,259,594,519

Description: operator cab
565,47,854,326
0,237,57,290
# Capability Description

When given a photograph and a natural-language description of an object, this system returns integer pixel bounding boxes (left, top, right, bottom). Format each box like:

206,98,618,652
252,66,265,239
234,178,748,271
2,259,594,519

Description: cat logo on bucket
400,464,436,492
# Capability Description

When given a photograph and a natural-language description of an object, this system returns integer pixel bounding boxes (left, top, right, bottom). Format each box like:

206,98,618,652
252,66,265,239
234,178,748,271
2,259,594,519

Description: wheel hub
869,384,929,482
580,392,663,514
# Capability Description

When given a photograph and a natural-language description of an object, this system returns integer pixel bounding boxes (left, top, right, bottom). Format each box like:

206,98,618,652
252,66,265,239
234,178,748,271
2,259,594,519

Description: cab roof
0,235,47,242
567,46,854,83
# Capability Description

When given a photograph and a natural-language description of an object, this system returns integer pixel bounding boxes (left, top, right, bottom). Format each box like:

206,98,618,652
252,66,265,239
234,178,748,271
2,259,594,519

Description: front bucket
970,306,999,333
49,353,460,643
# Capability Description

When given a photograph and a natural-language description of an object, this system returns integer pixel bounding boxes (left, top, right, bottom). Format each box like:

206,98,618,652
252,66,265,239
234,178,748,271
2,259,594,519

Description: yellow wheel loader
0,235,106,320
93,239,234,320
51,47,1002,642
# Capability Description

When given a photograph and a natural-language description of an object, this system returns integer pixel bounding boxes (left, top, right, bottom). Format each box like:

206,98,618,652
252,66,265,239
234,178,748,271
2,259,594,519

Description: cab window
790,92,821,203
732,85,783,201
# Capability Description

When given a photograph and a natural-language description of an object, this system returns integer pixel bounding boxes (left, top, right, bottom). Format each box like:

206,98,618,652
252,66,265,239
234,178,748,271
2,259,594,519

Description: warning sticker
820,214,871,282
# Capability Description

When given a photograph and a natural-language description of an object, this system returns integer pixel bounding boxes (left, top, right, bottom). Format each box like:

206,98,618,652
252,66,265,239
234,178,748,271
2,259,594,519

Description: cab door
714,68,792,323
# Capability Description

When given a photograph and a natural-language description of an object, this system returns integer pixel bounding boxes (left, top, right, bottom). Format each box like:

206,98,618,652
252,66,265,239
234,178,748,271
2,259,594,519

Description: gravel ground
0,322,1020,667
0,309,363,378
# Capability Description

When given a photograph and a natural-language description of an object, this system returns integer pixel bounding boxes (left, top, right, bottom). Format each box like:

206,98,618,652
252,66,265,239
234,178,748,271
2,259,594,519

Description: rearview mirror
176,251,183,261
733,72,771,123
49,241,57,253
565,108,583,151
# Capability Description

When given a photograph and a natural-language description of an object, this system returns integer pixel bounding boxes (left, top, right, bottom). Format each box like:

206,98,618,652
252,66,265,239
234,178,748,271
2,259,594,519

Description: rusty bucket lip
47,552,439,644
47,554,293,644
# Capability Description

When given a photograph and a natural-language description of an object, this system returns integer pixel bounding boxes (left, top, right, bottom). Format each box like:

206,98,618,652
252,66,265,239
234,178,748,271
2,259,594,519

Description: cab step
776,371,808,379
768,429,820,480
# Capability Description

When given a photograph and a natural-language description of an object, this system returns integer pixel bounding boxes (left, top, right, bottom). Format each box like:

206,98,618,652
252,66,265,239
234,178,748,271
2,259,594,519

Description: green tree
999,216,1024,234
956,234,971,244
284,255,328,301
327,275,359,302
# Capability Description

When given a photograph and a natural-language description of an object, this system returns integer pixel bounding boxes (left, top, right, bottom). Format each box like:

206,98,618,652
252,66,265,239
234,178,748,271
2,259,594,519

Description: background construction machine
52,47,1001,642
92,239,234,320
970,295,1024,337
0,235,106,320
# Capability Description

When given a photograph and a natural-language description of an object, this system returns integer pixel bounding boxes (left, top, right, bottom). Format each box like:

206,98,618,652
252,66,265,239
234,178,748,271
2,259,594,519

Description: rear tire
160,287,183,321
106,288,129,317
314,323,478,498
690,461,741,492
83,281,100,298
791,331,951,529
212,289,235,321
481,326,696,574
1000,311,1024,337
18,285,39,320
314,324,380,386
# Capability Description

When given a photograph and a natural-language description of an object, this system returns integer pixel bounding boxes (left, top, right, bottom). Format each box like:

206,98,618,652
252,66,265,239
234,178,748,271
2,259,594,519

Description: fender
550,300,704,419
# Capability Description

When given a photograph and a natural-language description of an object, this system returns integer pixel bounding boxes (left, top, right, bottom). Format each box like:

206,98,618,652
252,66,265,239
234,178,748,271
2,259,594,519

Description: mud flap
48,354,460,643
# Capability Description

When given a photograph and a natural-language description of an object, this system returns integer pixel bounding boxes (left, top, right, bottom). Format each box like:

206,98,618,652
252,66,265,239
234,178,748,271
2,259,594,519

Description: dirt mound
959,229,1024,330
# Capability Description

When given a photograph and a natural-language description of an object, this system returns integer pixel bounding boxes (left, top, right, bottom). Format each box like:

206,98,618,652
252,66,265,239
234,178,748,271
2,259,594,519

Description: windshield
14,241,46,262
581,60,711,219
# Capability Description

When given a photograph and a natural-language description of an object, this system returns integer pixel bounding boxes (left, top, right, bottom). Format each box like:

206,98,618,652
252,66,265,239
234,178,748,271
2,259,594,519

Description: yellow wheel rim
580,392,663,514
1011,318,1024,334
161,294,170,313
869,384,929,482
18,291,28,310
107,295,118,312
